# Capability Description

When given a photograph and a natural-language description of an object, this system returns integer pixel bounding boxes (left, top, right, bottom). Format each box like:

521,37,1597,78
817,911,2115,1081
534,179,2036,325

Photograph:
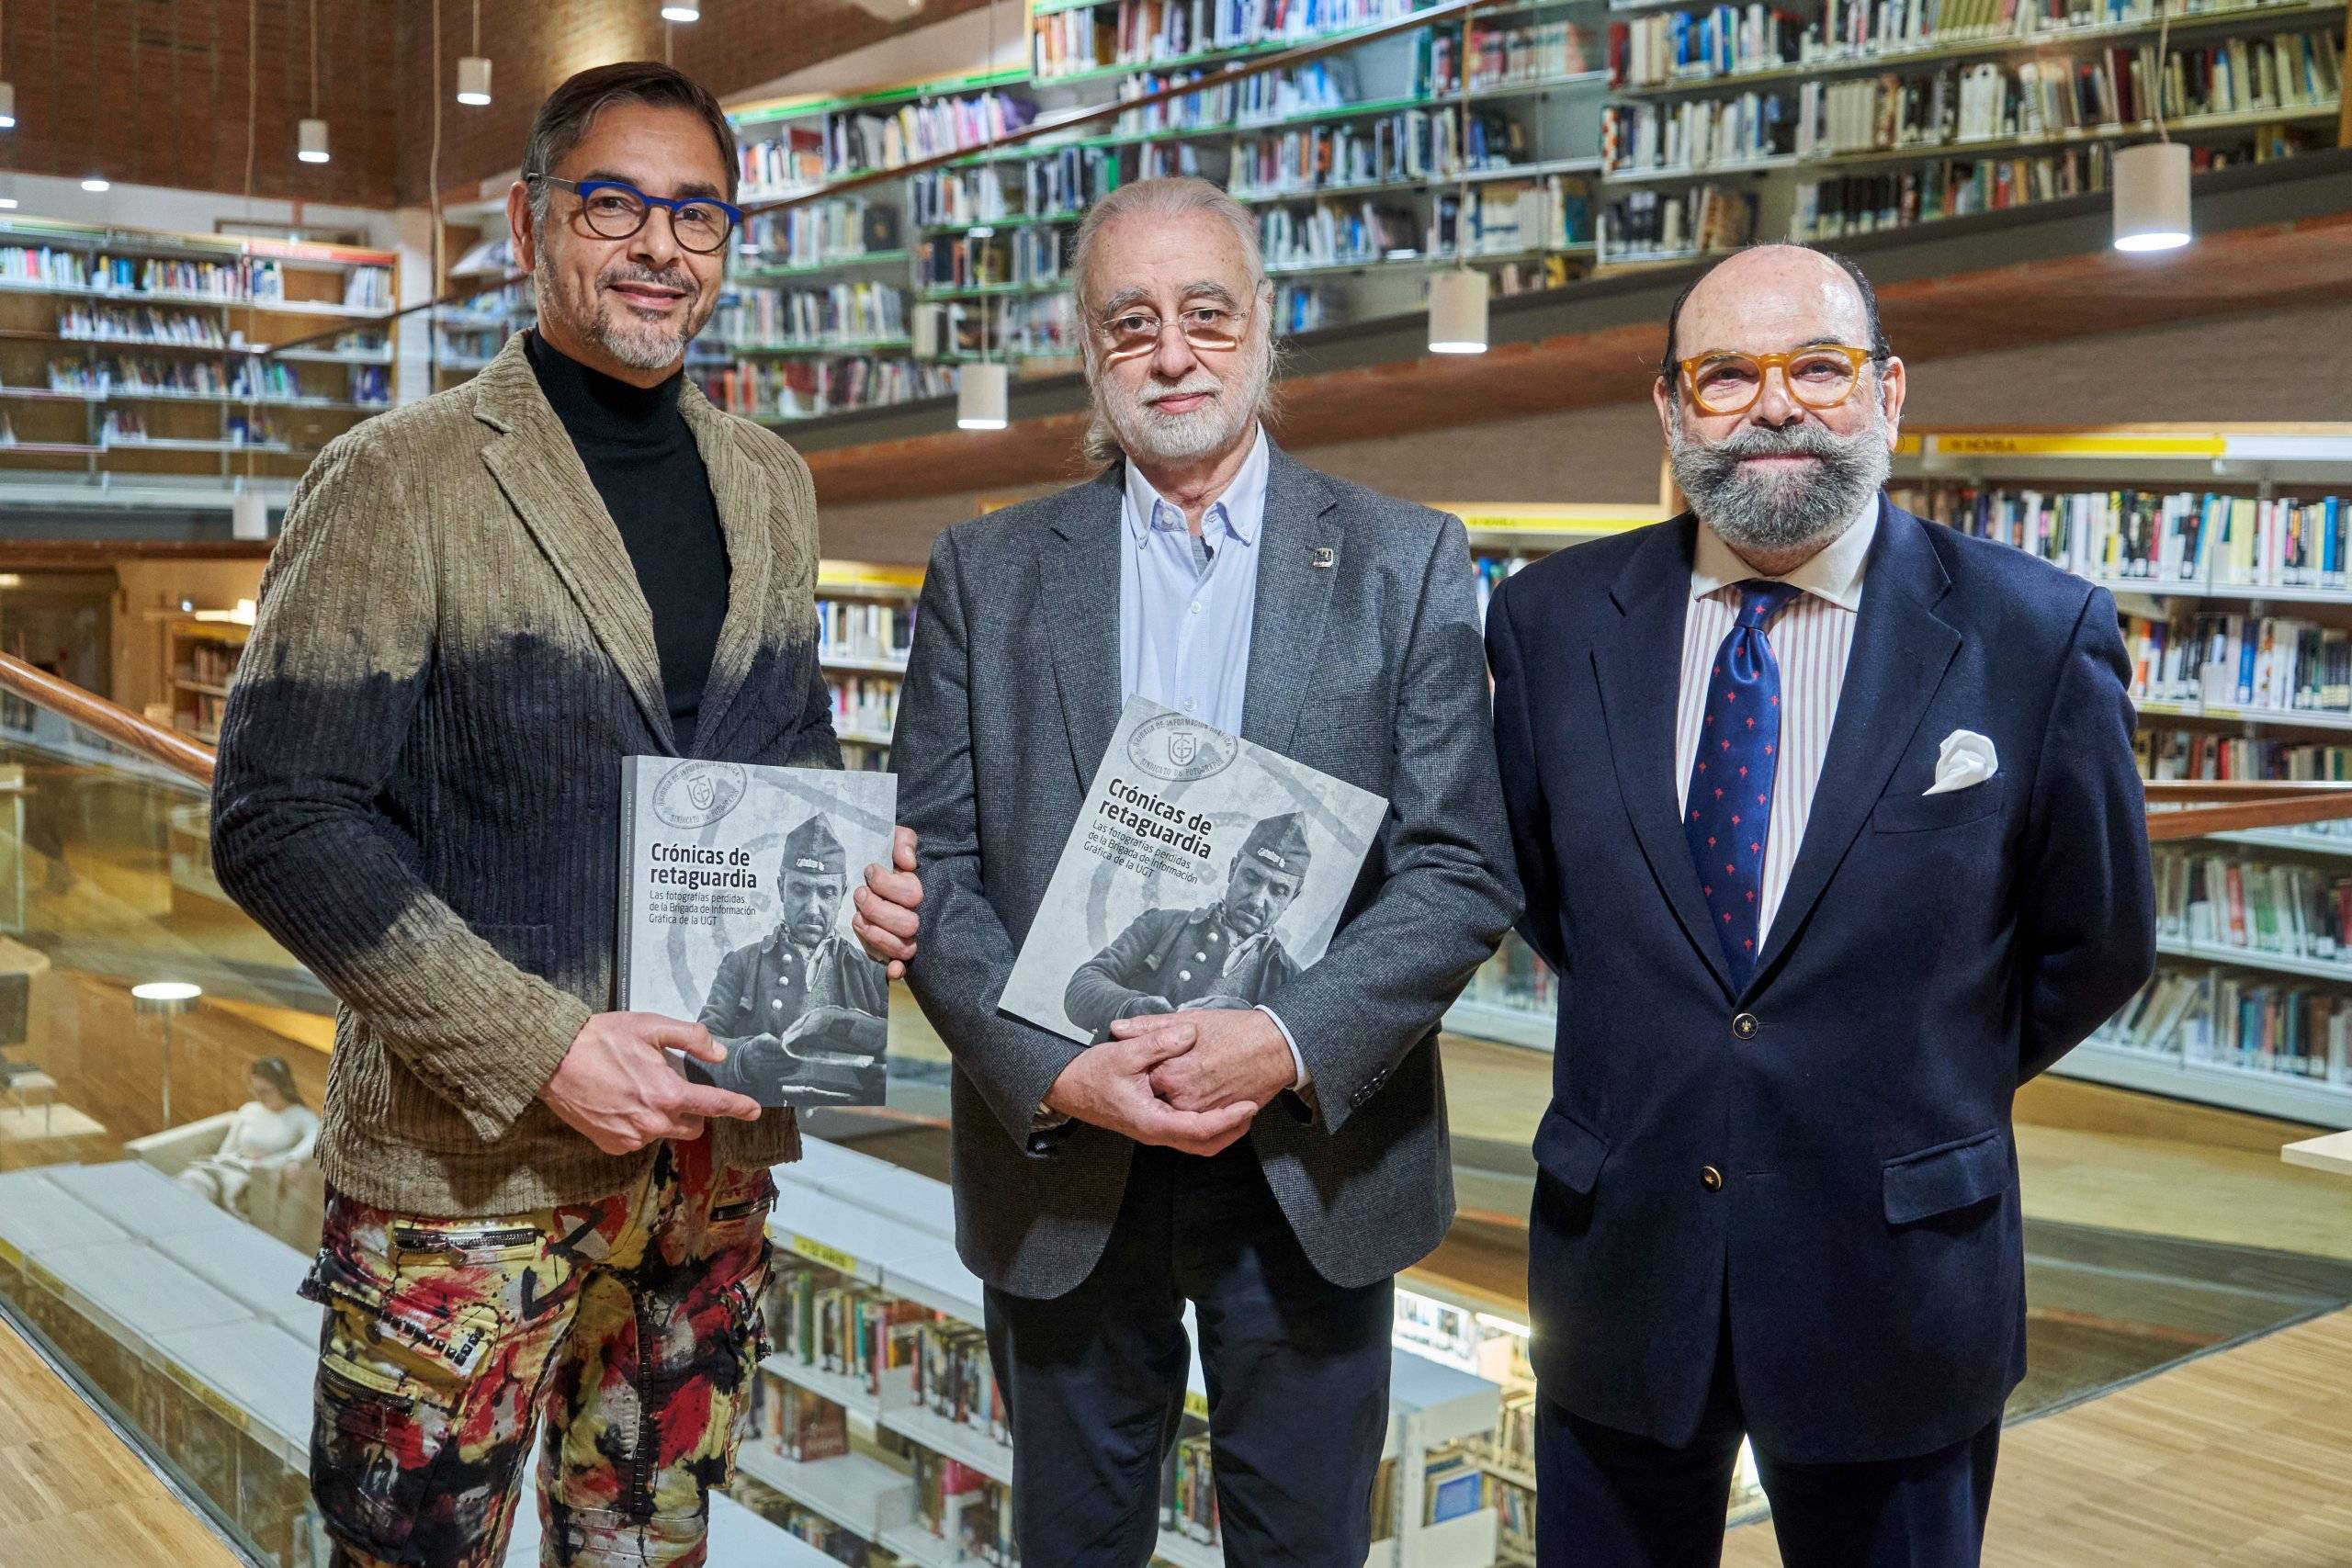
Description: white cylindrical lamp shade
0,81,17,129
662,1,703,18
458,56,493,107
2113,141,2191,253
1427,266,1489,355
911,303,941,359
299,118,331,164
957,361,1009,431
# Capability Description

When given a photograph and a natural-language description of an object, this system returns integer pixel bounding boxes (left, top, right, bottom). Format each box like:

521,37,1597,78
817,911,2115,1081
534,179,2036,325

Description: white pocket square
1925,729,1997,795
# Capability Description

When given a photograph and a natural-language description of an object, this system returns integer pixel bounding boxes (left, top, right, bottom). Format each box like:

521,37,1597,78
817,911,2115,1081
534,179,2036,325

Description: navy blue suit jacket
1486,498,2155,1466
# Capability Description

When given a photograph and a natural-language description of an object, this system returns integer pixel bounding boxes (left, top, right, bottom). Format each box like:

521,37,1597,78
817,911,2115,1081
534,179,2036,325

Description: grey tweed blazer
894,444,1519,1298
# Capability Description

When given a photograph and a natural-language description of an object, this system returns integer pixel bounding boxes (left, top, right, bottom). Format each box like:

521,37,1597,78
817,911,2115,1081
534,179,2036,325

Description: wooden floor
0,1315,243,1568
1723,1306,2352,1568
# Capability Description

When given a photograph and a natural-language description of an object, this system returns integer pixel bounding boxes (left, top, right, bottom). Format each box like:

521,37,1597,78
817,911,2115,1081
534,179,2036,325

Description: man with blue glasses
211,60,899,1568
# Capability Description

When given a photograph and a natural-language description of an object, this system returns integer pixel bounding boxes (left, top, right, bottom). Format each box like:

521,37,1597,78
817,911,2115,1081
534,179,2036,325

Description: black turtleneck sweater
526,329,730,753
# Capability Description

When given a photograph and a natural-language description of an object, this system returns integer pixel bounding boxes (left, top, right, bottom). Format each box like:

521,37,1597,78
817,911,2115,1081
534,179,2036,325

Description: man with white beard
1485,245,2154,1566
864,176,1518,1565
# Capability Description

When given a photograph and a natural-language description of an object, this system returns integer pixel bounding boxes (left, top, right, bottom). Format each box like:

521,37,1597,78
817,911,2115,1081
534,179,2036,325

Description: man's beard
1668,395,1892,558
1092,335,1270,466
537,248,710,372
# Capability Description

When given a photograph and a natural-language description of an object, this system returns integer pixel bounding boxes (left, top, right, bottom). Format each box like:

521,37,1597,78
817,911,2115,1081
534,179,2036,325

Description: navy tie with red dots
1685,580,1804,992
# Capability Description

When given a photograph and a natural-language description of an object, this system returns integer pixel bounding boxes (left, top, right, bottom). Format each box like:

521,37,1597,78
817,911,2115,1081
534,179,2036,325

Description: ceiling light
0,81,16,130
2113,141,2191,253
131,981,203,1004
299,118,331,164
1427,267,1488,355
457,55,492,107
0,175,17,210
81,175,109,193
662,1,702,18
956,360,1008,430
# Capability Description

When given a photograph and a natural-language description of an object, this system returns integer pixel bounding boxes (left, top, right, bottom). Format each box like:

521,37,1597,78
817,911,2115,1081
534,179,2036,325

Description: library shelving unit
745,1134,1510,1568
0,216,397,491
711,0,1623,413
817,558,925,770
1592,0,2347,264
1887,422,2352,1127
161,614,252,746
1444,500,1666,1051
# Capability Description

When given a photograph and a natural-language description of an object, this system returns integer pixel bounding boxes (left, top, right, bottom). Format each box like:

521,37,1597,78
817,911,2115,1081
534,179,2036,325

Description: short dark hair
1658,246,1891,385
522,61,740,226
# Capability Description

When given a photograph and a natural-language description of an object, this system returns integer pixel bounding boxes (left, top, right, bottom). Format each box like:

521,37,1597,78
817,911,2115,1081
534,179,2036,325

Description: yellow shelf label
164,1359,252,1433
0,1236,19,1269
786,1233,863,1276
1926,434,2227,459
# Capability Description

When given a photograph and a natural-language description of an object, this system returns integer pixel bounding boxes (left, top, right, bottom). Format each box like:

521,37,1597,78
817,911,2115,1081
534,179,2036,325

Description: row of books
729,1482,886,1568
926,295,1082,357
741,200,900,270
2140,727,2352,791
1597,184,1758,256
830,93,1037,177
715,282,910,347
1029,0,1415,78
739,125,826,201
1166,1433,1221,1545
911,1319,1006,1441
40,355,339,401
919,231,1065,292
177,641,243,688
764,1263,926,1391
914,1451,1017,1565
1920,486,2352,589
1231,107,1523,198
1277,281,1343,333
1426,18,1600,93
1611,0,2311,87
819,599,917,664
748,1375,852,1462
834,676,901,739
1790,143,2110,234
0,247,242,299
1114,67,1246,136
1603,92,1786,175
1261,198,1415,271
1023,145,1130,220
2101,964,2352,1083
698,356,953,421
2122,611,2352,714
1432,182,1579,256
2154,845,2352,963
54,303,228,347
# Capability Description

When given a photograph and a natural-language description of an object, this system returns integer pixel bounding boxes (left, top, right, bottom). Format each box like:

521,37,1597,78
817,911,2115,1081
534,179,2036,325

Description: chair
124,1113,327,1253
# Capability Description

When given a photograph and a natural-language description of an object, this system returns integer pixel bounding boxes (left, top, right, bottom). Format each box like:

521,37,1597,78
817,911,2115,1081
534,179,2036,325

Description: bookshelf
753,1134,1508,1568
818,558,924,771
1595,0,2346,255
161,615,254,746
0,217,398,488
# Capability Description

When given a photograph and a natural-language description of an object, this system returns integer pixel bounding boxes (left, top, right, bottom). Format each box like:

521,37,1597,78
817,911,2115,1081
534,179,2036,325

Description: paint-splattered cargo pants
299,1134,775,1568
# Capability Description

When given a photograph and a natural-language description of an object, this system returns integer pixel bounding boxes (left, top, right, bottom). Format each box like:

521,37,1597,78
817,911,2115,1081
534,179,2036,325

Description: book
617,758,896,1106
1000,697,1386,1043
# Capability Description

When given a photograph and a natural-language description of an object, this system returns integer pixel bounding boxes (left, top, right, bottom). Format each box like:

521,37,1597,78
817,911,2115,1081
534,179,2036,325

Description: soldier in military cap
1064,812,1313,1040
697,813,889,1100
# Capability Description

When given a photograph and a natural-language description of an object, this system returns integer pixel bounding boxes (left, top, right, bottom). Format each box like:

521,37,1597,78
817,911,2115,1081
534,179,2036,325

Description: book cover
999,697,1386,1044
618,757,895,1106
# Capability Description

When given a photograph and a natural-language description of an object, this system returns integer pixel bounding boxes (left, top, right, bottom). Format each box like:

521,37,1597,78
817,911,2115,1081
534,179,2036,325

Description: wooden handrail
261,0,1498,359
0,651,216,786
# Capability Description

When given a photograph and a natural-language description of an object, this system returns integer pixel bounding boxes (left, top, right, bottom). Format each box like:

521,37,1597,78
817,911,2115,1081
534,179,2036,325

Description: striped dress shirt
1674,500,1879,946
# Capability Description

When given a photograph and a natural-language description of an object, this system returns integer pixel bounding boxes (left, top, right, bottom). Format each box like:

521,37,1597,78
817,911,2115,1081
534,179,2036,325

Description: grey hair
521,61,740,231
1070,176,1282,467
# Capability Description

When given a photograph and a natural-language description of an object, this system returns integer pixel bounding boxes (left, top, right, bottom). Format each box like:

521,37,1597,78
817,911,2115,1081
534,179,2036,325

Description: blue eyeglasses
526,175,741,254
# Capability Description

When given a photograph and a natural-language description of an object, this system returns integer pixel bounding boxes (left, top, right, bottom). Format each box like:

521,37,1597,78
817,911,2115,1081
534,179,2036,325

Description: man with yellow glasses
1484,245,2155,1566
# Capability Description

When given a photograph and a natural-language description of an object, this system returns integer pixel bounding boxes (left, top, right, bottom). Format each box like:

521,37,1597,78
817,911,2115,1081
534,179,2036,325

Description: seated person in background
175,1055,318,1213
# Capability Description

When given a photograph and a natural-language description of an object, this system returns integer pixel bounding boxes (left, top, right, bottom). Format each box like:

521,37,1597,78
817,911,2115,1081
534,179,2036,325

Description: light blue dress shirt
1118,425,1270,733
1112,427,1308,1092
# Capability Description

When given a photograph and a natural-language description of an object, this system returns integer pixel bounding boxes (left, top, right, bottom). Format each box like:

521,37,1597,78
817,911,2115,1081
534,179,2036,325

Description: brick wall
2,0,404,213
392,0,992,206
0,0,991,215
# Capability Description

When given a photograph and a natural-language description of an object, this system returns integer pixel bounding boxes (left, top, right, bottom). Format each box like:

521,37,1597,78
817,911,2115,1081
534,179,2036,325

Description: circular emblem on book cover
652,761,749,829
1128,715,1237,782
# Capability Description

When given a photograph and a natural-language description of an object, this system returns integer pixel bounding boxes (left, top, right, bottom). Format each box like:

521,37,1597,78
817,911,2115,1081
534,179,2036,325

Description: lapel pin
1311,547,1336,569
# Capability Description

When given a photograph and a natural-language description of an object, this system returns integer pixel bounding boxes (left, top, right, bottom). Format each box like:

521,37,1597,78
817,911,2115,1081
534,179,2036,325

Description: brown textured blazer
212,332,831,1217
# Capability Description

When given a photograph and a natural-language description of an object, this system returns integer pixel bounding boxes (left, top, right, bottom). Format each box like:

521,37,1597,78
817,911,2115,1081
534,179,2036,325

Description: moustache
1145,381,1221,408
600,265,697,296
1704,423,1846,460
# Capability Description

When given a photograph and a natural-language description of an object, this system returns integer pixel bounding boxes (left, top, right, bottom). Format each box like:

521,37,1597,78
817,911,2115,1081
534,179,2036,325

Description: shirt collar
1690,491,1880,613
1123,425,1270,549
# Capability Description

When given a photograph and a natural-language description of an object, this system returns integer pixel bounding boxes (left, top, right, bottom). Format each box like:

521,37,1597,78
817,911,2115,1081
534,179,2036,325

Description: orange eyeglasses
1676,344,1878,417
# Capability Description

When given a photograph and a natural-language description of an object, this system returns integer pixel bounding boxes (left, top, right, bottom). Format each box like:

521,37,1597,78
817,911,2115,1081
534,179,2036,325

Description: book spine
617,756,639,1009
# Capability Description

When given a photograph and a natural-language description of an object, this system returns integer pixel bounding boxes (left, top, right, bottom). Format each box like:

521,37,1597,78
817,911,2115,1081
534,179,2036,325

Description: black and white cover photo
619,758,895,1105
1001,697,1386,1043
